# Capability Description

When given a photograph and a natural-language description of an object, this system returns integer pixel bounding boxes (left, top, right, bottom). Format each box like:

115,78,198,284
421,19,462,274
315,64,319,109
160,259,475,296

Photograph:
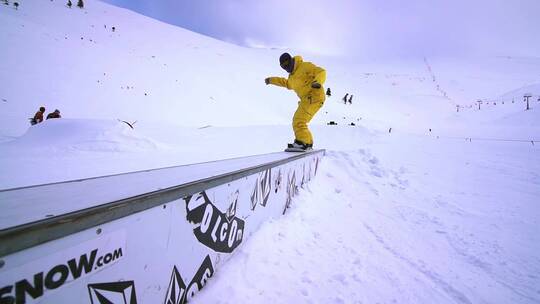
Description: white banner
0,230,127,304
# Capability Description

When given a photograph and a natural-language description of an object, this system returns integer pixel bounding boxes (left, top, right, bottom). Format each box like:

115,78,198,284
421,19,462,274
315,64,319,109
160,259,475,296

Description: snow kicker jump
0,150,324,304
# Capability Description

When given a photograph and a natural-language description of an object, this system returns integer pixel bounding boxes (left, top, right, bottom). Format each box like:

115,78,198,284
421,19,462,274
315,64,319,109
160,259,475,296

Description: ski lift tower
476,99,483,110
524,93,532,110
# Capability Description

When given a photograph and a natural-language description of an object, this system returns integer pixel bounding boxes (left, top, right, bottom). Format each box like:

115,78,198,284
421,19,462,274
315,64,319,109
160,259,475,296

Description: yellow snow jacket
268,56,326,103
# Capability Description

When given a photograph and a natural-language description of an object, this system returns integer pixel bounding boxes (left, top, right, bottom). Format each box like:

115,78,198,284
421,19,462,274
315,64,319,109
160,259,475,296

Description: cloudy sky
103,0,540,58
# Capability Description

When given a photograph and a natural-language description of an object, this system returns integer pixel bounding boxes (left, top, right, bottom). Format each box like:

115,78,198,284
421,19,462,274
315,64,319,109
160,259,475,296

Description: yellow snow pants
292,96,324,145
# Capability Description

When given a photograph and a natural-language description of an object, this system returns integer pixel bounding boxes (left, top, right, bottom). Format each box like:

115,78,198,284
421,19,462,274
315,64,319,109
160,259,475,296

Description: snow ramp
0,150,324,304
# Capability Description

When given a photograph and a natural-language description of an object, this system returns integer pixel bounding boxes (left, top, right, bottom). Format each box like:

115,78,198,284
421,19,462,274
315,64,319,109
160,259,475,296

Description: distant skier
265,52,326,151
326,88,332,97
46,109,61,120
30,107,45,125
348,95,353,104
342,93,349,104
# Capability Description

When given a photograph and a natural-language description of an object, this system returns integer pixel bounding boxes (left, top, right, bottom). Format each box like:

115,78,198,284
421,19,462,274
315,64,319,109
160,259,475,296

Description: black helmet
279,53,295,73
39,106,45,112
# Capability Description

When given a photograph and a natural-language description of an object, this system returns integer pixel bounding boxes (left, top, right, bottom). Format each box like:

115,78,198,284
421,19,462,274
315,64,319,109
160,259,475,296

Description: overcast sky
103,0,540,58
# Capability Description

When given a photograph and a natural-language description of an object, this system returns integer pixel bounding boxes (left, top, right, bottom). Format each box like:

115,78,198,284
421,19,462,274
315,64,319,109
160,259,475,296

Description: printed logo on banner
301,163,306,188
250,169,272,210
225,190,239,222
283,170,298,215
184,192,244,253
164,266,185,304
274,169,282,193
164,255,214,304
88,281,137,304
307,156,320,182
0,231,126,304
303,161,314,187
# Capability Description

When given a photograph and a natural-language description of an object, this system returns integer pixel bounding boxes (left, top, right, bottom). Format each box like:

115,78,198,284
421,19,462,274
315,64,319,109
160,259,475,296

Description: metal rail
0,150,324,257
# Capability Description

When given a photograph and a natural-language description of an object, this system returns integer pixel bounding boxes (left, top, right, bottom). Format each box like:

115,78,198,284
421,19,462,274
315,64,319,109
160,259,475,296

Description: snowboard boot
287,140,313,151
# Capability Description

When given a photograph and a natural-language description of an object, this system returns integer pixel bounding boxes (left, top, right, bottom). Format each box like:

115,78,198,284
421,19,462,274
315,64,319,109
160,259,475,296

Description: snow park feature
0,150,323,303
1,0,540,303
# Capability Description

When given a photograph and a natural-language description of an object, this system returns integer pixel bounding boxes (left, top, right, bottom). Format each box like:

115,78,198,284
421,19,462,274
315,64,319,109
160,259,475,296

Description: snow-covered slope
1,0,539,139
0,0,295,135
1,2,539,303
195,136,540,304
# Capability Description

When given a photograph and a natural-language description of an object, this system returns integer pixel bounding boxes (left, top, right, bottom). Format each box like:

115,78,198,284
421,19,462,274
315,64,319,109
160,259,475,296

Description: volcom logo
283,170,298,215
250,169,272,210
274,169,282,193
225,190,239,222
301,164,306,187
88,281,137,304
184,192,244,253
164,256,214,304
306,157,319,183
302,157,319,187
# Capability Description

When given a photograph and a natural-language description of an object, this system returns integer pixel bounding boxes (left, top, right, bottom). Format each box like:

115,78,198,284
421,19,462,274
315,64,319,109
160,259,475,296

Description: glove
311,82,321,89
265,78,271,85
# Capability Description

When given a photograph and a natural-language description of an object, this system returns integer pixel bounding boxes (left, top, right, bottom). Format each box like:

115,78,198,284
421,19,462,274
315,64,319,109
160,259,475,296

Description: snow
1,0,540,303
195,136,540,303
0,120,368,188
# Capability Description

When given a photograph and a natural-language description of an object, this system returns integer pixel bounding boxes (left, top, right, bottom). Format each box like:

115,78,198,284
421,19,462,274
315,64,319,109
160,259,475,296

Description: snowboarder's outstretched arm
265,77,290,89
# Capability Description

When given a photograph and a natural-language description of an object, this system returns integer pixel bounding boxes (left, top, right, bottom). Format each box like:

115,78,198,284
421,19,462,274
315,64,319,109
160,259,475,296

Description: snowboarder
30,107,45,125
46,109,61,120
265,53,326,151
342,93,349,104
348,94,353,104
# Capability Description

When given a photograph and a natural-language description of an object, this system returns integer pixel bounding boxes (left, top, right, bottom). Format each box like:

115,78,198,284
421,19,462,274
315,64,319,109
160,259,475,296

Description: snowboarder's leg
292,106,312,145
292,98,324,145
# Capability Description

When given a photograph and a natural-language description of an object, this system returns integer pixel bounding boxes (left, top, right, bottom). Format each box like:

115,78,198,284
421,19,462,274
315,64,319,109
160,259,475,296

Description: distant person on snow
30,106,46,125
342,93,349,104
265,53,326,151
46,109,61,120
348,95,353,104
326,88,332,97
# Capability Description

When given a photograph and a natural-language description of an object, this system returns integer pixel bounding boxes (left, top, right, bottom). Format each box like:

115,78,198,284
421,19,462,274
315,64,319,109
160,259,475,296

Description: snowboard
284,147,313,153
